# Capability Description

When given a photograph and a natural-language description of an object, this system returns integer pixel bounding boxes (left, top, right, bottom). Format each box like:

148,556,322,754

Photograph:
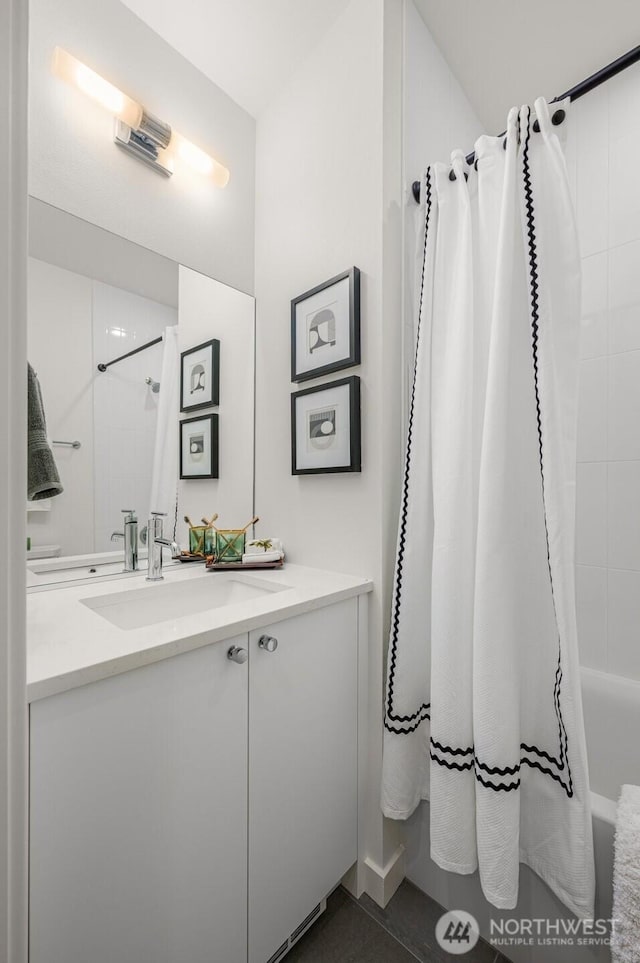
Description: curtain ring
552,108,566,126
533,119,541,133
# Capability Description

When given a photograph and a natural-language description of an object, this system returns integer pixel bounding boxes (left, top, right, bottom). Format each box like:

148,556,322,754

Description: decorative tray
205,558,284,572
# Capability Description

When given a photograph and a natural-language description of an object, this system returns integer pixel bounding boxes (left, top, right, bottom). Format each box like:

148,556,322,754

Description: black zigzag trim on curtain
429,748,573,794
384,167,433,735
430,738,573,796
520,105,573,798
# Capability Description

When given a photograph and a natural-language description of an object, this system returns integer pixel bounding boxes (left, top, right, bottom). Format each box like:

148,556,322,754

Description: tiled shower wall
568,63,640,682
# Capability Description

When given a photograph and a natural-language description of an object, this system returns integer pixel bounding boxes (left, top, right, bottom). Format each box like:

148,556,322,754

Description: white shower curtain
382,99,595,918
149,325,180,540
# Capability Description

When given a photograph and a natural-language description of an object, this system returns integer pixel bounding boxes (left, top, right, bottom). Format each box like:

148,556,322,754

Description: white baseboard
349,844,405,908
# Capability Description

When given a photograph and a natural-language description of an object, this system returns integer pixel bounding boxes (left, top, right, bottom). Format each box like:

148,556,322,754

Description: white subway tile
608,239,640,353
575,565,607,671
576,153,609,257
577,357,607,461
580,252,608,359
575,86,608,257
607,65,640,145
608,351,640,460
607,461,640,570
607,569,640,680
576,462,607,565
609,134,640,248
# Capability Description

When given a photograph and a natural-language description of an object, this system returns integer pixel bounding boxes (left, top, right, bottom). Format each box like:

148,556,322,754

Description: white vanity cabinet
248,600,358,963
29,632,250,963
29,597,359,963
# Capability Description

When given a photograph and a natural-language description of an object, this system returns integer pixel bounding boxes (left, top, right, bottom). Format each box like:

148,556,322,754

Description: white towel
245,537,283,556
612,785,640,962
242,551,282,565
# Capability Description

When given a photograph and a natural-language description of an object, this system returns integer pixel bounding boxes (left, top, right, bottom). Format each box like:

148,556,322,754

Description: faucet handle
121,508,137,522
150,511,167,517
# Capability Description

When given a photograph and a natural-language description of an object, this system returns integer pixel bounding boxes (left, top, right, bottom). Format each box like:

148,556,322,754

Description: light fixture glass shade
52,47,143,130
171,131,230,187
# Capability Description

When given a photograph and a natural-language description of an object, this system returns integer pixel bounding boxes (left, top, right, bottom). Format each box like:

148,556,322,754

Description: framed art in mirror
291,376,361,475
291,267,360,382
180,413,219,479
180,338,220,411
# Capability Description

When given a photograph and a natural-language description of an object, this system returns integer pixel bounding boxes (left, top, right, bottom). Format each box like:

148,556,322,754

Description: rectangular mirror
27,199,255,582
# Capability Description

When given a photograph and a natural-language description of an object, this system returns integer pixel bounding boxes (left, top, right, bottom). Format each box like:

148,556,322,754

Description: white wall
254,0,385,572
177,266,255,550
254,0,397,890
28,0,256,295
402,0,483,413
568,61,640,683
27,258,94,556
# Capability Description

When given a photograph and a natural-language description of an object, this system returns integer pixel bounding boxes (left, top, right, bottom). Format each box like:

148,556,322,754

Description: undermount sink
81,574,286,630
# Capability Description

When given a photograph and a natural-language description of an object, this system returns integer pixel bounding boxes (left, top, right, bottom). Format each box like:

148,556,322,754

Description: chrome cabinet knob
227,646,248,664
258,635,278,653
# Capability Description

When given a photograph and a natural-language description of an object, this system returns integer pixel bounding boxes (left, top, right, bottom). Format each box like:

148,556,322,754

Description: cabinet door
30,636,249,963
248,599,358,963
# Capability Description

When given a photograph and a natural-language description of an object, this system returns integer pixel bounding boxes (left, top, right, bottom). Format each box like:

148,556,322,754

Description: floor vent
265,939,289,963
290,901,323,944
263,897,328,962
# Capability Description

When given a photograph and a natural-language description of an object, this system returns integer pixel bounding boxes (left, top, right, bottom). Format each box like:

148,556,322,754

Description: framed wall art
291,375,361,475
291,267,360,383
180,414,219,479
180,338,220,412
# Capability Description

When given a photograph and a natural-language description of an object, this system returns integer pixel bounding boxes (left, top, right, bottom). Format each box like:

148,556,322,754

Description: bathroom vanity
27,564,371,963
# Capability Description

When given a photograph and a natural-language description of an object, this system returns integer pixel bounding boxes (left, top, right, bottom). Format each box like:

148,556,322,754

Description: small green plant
249,538,273,551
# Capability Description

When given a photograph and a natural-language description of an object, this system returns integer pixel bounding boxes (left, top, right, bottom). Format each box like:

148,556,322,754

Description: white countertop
27,562,372,702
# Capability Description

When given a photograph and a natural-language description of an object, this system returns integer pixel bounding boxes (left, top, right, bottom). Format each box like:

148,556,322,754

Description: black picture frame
179,414,219,479
291,375,361,475
180,338,220,412
291,267,360,383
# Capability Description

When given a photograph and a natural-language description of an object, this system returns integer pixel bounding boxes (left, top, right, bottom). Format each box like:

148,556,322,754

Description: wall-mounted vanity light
51,47,230,186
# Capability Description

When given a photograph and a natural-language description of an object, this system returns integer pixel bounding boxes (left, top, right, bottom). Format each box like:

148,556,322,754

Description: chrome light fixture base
114,118,173,177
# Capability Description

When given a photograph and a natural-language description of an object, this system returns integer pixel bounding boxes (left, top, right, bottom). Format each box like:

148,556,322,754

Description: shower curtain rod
412,44,640,202
97,335,163,372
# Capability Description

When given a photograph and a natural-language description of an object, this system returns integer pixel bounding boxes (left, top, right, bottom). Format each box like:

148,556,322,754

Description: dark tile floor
286,881,510,963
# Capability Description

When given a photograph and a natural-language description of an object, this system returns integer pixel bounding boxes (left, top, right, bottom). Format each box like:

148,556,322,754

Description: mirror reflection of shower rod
97,335,163,372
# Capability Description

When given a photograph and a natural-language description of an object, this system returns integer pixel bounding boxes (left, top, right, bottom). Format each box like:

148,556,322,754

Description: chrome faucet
146,512,179,581
111,509,138,572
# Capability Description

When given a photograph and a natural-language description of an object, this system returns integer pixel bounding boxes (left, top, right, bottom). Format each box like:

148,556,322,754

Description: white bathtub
404,666,640,963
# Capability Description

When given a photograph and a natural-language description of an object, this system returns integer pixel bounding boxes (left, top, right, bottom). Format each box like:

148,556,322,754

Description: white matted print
180,339,220,412
180,414,219,479
291,376,361,474
291,268,360,382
